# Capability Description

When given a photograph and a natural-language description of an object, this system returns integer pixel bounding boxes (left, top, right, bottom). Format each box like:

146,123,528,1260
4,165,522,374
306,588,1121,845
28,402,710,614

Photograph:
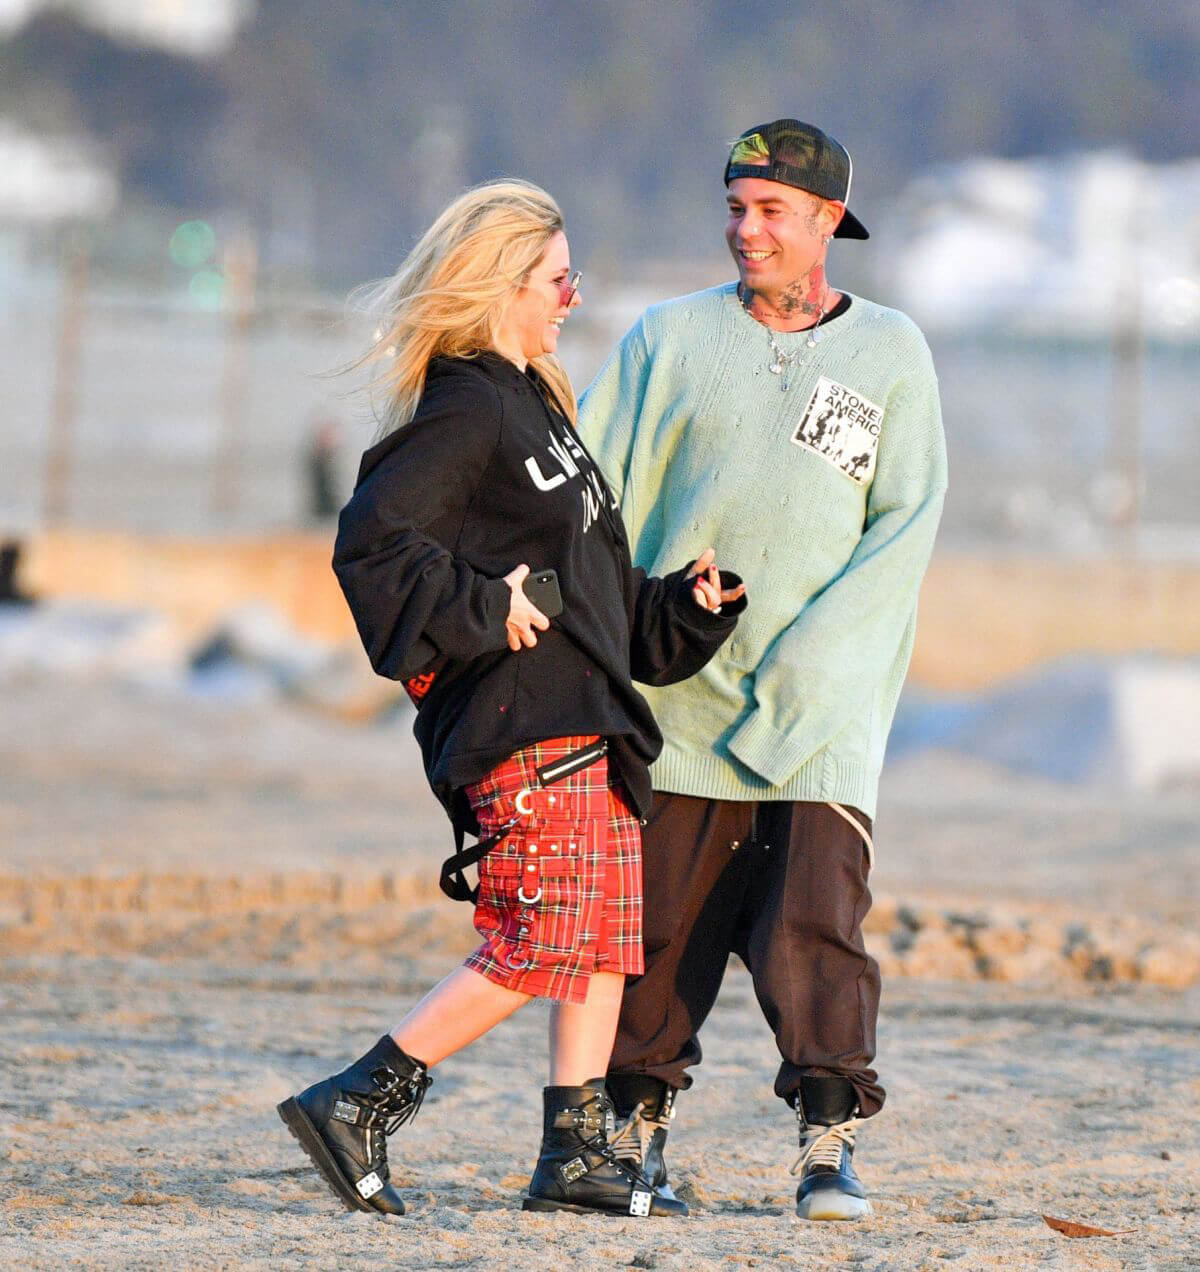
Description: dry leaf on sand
1042,1214,1135,1239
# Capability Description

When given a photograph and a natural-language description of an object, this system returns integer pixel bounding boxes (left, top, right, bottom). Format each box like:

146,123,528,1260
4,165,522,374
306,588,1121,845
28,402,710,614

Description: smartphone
522,567,564,619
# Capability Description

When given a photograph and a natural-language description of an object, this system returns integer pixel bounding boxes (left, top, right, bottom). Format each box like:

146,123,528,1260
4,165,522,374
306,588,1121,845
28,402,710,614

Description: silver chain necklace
742,289,826,392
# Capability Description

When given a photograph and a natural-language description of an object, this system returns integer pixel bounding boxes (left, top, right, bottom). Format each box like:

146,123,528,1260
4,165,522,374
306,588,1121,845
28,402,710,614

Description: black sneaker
791,1076,872,1221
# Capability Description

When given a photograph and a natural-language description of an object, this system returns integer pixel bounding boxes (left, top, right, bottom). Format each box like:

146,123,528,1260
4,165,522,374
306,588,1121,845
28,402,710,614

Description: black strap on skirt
439,740,608,903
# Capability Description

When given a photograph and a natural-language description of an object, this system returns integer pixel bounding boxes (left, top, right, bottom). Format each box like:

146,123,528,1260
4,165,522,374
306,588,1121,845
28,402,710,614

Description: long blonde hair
357,179,576,437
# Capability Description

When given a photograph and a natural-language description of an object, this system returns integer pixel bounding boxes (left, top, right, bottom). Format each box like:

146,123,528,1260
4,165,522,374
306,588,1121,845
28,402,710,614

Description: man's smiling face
724,177,841,298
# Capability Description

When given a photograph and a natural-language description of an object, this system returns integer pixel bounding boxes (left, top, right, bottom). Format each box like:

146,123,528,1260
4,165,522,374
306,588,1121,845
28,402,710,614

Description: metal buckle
371,1065,400,1093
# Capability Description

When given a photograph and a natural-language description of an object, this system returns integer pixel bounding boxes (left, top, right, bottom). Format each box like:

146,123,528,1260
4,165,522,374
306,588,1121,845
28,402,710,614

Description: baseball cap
724,119,869,240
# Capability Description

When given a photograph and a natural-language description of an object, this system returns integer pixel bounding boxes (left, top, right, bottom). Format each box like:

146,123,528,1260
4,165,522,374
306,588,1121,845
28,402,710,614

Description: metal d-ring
517,882,542,904
505,949,530,970
514,787,534,815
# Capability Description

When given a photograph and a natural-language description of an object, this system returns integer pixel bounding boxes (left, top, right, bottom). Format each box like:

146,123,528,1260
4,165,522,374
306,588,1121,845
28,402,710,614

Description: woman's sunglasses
557,270,582,306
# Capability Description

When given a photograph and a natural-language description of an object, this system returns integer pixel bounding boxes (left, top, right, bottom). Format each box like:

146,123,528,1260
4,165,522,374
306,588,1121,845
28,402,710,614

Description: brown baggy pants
609,792,885,1117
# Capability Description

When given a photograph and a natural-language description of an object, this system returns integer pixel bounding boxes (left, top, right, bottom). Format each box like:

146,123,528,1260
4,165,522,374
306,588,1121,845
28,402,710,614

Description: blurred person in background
579,120,947,1221
304,414,343,521
277,179,745,1220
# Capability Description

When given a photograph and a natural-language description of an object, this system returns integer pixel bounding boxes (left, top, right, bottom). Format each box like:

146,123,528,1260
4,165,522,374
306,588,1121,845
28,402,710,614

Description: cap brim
839,208,870,240
834,207,869,240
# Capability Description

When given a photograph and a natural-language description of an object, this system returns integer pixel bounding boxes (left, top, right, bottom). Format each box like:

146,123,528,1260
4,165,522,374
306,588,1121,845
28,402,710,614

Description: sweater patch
792,377,883,485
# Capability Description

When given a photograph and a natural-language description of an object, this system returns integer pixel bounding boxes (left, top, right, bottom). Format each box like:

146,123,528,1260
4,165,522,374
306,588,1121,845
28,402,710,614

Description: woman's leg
548,969,625,1085
391,965,531,1067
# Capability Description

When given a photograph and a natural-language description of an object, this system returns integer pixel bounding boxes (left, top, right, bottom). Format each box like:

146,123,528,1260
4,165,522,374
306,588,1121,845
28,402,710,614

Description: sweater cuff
727,710,812,787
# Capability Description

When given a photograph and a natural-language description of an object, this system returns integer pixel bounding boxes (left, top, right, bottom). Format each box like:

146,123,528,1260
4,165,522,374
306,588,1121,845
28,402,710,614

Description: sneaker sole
796,1191,872,1221
522,1196,687,1218
276,1096,389,1215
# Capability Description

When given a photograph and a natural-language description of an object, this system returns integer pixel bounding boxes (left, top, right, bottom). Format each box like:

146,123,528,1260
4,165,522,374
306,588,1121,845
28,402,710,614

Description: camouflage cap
724,119,869,240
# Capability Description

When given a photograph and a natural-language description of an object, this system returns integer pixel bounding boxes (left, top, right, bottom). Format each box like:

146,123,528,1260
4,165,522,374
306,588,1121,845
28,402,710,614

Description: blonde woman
277,180,745,1219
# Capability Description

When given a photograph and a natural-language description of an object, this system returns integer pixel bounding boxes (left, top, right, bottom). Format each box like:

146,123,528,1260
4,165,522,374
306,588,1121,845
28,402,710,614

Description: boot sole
277,1096,391,1215
795,1191,872,1221
522,1196,686,1218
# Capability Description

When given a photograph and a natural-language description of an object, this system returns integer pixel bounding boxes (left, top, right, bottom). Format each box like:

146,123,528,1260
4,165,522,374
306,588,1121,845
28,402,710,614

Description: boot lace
573,1094,656,1192
789,1117,864,1177
365,1065,432,1136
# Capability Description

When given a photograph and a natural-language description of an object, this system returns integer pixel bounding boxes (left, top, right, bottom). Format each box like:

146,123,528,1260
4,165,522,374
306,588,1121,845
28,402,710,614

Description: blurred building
0,0,252,54
0,119,117,225
0,117,117,301
887,152,1200,340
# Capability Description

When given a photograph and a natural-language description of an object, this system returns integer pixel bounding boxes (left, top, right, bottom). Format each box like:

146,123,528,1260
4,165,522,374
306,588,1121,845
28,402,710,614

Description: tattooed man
578,120,948,1220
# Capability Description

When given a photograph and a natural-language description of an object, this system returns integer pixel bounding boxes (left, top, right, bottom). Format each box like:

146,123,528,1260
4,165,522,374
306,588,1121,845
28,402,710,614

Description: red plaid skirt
461,735,644,1003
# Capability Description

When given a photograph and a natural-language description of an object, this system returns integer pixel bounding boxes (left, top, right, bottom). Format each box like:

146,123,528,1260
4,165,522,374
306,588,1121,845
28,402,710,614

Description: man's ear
820,199,846,238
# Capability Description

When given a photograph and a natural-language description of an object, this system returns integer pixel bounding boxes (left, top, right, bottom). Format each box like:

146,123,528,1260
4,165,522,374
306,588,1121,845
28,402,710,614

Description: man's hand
687,548,747,612
503,564,551,651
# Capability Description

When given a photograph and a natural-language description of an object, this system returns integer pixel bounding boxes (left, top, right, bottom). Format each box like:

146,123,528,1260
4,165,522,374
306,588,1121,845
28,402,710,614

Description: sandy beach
2,674,1198,1269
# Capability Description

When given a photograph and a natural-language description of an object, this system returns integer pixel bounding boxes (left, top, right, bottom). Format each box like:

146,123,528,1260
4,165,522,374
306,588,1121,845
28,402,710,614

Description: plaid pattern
462,735,644,1004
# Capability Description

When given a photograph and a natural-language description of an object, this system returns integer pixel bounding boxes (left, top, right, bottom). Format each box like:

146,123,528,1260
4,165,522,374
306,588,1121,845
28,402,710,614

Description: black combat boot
277,1034,431,1216
523,1079,687,1217
607,1073,684,1209
791,1075,871,1221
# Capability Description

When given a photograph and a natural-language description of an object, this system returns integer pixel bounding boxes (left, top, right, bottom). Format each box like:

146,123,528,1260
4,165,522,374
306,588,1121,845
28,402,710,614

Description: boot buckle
371,1064,402,1094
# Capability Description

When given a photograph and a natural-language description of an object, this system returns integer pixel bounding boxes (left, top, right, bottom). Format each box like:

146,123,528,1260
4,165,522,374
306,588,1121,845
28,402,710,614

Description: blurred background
1,0,1198,855
2,0,1199,544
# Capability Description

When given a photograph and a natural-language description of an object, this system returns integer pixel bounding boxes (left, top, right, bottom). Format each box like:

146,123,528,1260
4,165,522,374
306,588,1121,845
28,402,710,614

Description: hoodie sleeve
628,564,745,687
332,371,514,680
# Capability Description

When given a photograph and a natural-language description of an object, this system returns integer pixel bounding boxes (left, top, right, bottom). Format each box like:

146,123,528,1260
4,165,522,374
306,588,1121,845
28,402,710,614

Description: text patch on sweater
792,377,883,485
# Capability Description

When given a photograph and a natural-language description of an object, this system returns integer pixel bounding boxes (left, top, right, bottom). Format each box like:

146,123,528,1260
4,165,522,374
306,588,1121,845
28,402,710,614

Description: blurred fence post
44,239,89,526
213,228,257,520
1109,193,1143,548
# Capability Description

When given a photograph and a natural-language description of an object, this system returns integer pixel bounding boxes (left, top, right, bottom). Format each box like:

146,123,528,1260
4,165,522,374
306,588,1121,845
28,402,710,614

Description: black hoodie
333,351,742,831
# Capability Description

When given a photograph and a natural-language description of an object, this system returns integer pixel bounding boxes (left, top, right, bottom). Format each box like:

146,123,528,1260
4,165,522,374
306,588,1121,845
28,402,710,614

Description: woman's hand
687,548,747,613
503,564,551,651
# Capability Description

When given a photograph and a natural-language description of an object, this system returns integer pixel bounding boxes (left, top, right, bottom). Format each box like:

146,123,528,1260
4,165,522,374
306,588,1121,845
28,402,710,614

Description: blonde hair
356,179,576,437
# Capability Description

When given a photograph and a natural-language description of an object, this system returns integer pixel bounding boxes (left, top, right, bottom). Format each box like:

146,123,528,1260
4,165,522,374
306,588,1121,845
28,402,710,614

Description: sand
2,674,1198,1269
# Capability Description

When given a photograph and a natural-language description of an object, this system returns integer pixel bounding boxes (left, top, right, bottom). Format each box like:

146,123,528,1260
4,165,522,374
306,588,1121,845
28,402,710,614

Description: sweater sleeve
332,373,513,680
576,318,651,506
628,564,744,687
727,344,948,786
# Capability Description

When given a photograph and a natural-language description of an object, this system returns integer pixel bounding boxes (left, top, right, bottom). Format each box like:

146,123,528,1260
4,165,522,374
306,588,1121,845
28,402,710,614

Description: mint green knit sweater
578,284,947,818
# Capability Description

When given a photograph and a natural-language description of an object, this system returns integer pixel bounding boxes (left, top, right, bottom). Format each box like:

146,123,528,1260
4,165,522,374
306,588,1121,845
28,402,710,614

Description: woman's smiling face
494,231,580,368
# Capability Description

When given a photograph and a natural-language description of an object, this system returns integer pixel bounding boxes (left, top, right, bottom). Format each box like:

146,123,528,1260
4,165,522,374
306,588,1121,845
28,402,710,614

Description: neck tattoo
740,287,827,392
